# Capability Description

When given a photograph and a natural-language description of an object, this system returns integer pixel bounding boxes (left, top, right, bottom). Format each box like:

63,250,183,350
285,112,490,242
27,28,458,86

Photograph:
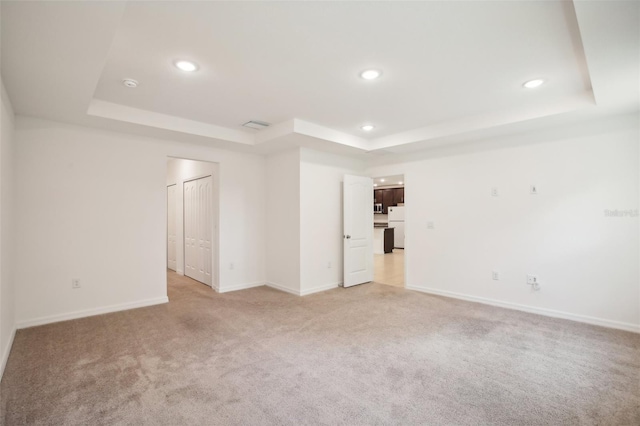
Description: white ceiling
1,1,638,158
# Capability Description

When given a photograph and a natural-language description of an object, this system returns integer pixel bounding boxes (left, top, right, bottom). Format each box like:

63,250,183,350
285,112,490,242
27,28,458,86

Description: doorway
373,174,405,287
166,157,219,289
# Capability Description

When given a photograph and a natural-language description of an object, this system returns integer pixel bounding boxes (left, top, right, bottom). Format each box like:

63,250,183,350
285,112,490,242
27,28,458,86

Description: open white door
343,175,374,287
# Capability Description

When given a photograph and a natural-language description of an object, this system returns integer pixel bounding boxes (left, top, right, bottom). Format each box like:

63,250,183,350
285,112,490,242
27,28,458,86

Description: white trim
217,281,264,293
0,326,16,381
16,297,169,329
300,282,341,296
406,285,640,334
176,269,184,275
266,281,342,296
266,282,300,296
182,174,212,184
88,100,253,145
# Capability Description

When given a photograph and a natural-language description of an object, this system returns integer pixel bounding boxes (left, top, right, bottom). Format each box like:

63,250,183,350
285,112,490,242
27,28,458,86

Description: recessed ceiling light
360,69,382,80
399,181,403,185
174,60,198,72
361,124,375,131
380,179,385,182
373,184,378,187
122,79,138,88
523,79,545,89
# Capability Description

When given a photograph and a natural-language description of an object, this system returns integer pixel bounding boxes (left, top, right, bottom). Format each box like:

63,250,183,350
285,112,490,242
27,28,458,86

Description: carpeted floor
1,271,639,425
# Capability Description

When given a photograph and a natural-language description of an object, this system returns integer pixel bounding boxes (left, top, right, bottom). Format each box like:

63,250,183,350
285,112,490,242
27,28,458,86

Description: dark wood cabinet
393,188,404,205
374,187,404,214
382,190,394,213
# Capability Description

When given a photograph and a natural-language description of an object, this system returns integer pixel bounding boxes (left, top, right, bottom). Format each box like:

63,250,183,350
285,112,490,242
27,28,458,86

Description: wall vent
242,120,270,130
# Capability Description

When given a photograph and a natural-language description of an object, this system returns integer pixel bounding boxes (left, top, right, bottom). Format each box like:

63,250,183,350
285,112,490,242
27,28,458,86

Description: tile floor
374,249,404,287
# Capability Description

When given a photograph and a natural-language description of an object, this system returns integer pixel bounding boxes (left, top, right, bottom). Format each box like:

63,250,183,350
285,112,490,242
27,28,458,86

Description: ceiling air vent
242,120,270,130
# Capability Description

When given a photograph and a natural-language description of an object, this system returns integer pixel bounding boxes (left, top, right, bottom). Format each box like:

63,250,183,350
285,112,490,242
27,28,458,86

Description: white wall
166,158,219,286
367,113,640,332
7,111,638,334
0,81,16,379
14,117,266,327
300,148,364,295
266,149,301,294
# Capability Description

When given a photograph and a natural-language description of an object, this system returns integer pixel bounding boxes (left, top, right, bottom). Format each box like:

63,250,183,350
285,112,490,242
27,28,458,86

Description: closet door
184,179,197,280
167,185,177,271
184,176,212,286
196,177,212,285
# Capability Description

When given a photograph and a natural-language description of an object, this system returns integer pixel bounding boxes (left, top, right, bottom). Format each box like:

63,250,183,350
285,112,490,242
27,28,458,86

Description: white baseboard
217,281,264,293
300,282,341,296
176,269,184,276
16,296,169,329
406,285,640,334
0,326,16,382
266,281,341,296
266,281,300,296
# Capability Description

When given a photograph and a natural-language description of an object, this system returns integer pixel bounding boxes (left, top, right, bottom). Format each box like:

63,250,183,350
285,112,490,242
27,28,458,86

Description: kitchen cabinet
374,188,404,214
373,226,395,254
393,188,404,205
382,190,394,213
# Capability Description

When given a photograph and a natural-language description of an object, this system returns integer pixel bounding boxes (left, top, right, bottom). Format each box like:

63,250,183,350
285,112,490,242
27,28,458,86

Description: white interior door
343,175,374,287
184,176,212,286
184,179,197,280
167,185,177,271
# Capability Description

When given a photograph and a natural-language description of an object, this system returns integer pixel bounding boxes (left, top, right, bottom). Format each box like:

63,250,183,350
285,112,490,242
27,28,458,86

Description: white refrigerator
388,206,405,249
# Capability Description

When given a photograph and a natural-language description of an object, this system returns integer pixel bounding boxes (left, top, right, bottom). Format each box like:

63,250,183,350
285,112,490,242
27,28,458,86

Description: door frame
400,175,408,288
167,184,177,272
183,174,214,287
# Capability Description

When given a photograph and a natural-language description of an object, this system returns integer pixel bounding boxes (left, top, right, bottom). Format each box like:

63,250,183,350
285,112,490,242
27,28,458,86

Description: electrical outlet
526,274,541,290
530,185,539,195
491,187,499,197
492,271,500,280
229,262,234,270
72,279,81,289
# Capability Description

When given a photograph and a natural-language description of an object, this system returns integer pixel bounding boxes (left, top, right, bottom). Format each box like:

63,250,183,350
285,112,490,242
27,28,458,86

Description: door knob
345,235,351,239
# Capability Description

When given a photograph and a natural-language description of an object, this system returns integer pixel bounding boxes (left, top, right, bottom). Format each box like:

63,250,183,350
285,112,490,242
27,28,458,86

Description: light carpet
1,271,639,425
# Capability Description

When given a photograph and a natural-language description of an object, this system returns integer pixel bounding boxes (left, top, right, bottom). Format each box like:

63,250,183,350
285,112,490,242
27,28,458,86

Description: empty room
0,1,639,425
